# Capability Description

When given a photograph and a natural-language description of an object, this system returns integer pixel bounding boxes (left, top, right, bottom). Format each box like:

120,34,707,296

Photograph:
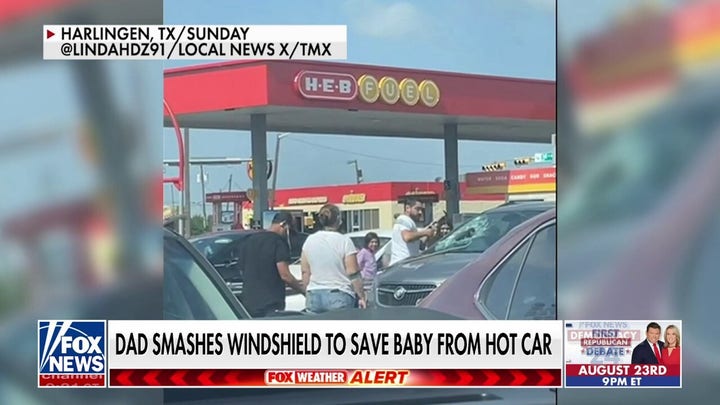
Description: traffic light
514,157,532,166
482,162,506,171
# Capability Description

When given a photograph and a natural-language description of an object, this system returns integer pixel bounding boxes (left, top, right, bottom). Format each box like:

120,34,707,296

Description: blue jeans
306,289,357,313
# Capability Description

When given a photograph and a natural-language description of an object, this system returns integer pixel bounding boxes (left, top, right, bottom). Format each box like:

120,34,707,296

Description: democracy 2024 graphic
564,320,682,388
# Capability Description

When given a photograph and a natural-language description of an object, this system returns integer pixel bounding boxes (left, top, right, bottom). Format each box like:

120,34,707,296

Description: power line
284,137,478,169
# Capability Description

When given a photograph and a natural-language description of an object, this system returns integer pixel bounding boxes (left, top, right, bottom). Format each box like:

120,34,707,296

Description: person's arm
342,237,366,307
275,238,304,294
400,218,436,243
277,261,304,294
300,251,311,292
344,253,366,308
401,228,434,242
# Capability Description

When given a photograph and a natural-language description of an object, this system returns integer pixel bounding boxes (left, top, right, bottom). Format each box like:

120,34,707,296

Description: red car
418,209,556,320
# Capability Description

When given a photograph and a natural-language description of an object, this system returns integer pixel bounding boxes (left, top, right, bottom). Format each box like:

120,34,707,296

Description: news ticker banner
39,319,562,388
38,319,683,388
43,25,347,60
564,320,682,388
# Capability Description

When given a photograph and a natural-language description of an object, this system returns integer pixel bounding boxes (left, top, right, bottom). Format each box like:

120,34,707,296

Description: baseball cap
272,211,295,228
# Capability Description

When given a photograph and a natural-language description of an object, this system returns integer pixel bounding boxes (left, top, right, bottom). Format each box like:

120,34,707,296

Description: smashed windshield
428,209,544,254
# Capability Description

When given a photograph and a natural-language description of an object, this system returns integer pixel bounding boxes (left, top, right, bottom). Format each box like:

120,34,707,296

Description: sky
162,0,557,212
0,0,678,220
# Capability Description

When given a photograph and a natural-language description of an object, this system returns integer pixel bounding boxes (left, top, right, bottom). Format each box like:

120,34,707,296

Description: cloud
343,0,430,39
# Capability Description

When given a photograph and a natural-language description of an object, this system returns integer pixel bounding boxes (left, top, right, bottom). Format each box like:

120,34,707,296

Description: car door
507,222,556,320
163,230,251,320
475,220,556,320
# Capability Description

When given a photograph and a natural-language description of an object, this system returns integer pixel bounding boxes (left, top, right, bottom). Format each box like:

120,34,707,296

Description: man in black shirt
238,212,305,317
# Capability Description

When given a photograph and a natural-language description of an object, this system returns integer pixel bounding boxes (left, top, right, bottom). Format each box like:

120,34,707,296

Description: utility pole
347,159,363,184
225,174,232,213
169,184,175,209
182,128,191,237
271,133,291,208
199,164,207,230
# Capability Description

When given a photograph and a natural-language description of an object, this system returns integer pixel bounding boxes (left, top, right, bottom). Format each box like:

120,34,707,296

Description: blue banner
566,376,680,387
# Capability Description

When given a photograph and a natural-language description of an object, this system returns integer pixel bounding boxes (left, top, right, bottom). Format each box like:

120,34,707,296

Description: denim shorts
306,289,357,313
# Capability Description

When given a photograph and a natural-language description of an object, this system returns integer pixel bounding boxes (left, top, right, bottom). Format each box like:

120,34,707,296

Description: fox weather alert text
38,320,107,387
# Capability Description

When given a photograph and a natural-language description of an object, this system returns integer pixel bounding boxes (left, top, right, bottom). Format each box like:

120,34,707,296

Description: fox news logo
38,320,106,387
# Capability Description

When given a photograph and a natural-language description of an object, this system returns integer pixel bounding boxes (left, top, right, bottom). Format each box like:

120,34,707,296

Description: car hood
377,252,479,284
278,306,464,320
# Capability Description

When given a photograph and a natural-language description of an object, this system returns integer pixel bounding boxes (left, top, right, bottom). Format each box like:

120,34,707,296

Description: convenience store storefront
465,167,556,202
247,181,506,232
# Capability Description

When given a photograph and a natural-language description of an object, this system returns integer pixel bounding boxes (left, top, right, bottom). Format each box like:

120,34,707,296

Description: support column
250,114,269,227
182,127,191,237
443,123,460,221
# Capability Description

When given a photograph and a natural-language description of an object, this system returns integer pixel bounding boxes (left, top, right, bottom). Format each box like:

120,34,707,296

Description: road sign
534,152,554,163
246,188,274,202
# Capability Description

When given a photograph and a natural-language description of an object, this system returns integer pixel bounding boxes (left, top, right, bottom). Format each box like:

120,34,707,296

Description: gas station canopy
163,60,556,142
163,59,556,229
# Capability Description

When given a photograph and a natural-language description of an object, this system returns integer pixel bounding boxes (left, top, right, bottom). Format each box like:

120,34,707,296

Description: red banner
205,191,249,203
39,374,105,387
109,368,561,387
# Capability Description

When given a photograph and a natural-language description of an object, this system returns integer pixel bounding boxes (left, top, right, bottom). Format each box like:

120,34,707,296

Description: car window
477,239,531,319
164,237,239,320
380,243,392,269
509,224,556,320
192,235,246,263
429,209,542,254
288,232,309,260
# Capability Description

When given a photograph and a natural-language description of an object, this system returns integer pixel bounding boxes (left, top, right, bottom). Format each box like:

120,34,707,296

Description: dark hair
272,211,294,227
317,204,341,229
646,322,661,332
404,198,422,209
364,232,379,247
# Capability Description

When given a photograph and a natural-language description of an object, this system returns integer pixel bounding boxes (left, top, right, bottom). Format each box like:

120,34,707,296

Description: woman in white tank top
301,204,367,313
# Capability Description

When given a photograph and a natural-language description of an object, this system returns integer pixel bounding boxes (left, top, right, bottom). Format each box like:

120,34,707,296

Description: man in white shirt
389,198,436,265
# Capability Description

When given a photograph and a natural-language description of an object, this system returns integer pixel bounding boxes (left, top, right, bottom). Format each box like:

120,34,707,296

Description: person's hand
358,297,367,309
424,226,436,237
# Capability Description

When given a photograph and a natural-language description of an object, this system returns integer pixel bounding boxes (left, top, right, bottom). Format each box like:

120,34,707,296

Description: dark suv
190,228,308,298
371,201,554,308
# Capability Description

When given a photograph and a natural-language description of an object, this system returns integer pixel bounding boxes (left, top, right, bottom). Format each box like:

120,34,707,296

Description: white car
285,229,393,311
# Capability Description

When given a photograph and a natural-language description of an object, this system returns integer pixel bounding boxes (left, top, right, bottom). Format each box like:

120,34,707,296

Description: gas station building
238,165,556,232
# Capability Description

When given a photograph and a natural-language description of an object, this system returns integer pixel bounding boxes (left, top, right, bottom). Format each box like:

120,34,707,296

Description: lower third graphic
38,320,106,387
